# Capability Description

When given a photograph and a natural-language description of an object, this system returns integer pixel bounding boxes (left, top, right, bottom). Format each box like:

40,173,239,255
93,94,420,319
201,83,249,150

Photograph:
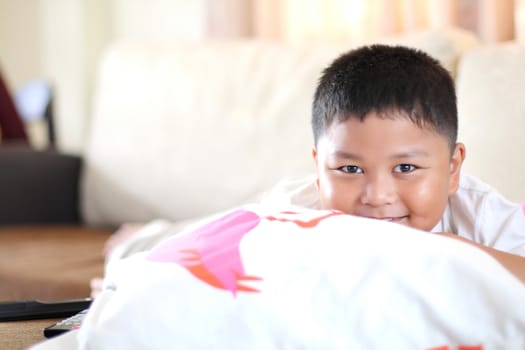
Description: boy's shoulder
456,173,494,195
451,173,516,214
443,173,525,254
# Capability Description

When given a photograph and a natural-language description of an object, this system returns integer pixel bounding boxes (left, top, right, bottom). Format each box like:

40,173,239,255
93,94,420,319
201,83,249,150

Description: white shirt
259,173,525,257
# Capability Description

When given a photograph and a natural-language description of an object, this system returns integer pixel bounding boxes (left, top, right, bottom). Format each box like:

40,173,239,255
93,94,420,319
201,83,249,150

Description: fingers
90,277,104,299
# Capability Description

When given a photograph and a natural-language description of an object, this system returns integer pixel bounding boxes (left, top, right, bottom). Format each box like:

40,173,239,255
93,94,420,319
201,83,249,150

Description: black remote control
0,298,92,322
43,309,90,338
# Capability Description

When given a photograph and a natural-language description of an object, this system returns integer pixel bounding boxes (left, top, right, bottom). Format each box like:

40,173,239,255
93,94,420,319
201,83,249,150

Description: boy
93,45,525,297
265,44,525,282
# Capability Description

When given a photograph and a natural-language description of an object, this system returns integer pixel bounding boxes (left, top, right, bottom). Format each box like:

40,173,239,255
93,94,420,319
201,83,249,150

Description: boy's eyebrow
390,150,431,159
329,151,362,160
329,150,430,160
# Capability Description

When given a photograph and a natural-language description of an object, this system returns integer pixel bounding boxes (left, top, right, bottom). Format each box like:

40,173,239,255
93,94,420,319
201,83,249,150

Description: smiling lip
365,216,408,223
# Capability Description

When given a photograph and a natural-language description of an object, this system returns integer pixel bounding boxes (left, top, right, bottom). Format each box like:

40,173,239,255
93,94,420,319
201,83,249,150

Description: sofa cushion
456,43,525,202
82,29,479,226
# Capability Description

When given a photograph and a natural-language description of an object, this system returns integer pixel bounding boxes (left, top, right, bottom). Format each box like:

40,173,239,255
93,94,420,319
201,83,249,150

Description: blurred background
0,0,523,154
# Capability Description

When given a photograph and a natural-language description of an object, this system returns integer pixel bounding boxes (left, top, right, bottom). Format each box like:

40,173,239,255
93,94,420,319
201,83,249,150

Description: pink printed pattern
266,210,342,227
147,209,262,296
147,209,343,296
428,345,483,350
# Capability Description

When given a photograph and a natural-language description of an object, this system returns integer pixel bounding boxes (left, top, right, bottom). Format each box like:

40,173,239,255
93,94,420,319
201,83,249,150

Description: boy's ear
311,147,318,163
448,142,466,196
311,147,320,189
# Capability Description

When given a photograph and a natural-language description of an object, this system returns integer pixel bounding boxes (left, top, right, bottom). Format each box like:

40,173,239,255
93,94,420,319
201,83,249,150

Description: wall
39,0,113,153
0,0,113,153
0,0,206,154
112,0,206,42
0,0,43,90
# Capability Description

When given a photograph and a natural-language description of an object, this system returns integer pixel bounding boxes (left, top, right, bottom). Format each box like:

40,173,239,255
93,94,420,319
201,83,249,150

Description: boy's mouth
365,216,408,223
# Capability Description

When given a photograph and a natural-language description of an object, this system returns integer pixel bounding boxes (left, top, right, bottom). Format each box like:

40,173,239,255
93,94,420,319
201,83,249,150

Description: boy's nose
360,175,396,207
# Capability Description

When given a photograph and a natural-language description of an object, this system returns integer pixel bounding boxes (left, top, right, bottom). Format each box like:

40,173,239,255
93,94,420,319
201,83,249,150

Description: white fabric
437,174,525,256
260,173,525,257
32,206,525,349
82,28,479,227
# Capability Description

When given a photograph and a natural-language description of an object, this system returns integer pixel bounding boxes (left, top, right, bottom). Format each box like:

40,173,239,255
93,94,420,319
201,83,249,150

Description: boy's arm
440,233,525,285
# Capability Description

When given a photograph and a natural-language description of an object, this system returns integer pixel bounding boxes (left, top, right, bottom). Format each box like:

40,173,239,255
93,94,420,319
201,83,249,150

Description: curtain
206,0,518,44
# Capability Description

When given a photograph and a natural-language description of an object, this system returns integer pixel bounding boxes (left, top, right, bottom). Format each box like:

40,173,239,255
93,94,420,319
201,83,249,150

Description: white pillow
73,205,525,349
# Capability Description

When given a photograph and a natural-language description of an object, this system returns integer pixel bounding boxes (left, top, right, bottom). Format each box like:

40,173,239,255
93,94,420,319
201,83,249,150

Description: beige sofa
2,26,525,349
80,27,524,233
456,42,525,201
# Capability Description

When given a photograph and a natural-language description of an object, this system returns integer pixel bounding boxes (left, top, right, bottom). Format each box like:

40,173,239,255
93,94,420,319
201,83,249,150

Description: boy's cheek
317,177,356,211
317,177,332,201
317,176,338,208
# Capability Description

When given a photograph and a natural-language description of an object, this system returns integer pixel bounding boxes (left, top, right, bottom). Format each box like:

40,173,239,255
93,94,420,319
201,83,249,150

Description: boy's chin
401,218,440,232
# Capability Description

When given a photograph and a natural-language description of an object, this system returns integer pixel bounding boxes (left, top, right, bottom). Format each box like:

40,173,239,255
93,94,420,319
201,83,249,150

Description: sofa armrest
0,145,82,224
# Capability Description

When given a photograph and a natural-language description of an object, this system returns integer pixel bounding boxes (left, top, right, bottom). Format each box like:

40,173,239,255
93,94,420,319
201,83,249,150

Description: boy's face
312,111,465,231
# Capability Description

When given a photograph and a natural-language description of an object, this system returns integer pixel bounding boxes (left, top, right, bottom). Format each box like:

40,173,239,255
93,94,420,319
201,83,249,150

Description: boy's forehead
318,112,450,155
324,110,416,134
335,108,412,123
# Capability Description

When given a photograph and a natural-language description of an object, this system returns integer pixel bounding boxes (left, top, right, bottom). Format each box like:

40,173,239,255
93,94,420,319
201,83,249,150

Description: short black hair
312,45,457,152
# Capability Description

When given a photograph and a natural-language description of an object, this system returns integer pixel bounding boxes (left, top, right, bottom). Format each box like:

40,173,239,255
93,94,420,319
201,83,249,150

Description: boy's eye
339,165,363,174
394,164,416,173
